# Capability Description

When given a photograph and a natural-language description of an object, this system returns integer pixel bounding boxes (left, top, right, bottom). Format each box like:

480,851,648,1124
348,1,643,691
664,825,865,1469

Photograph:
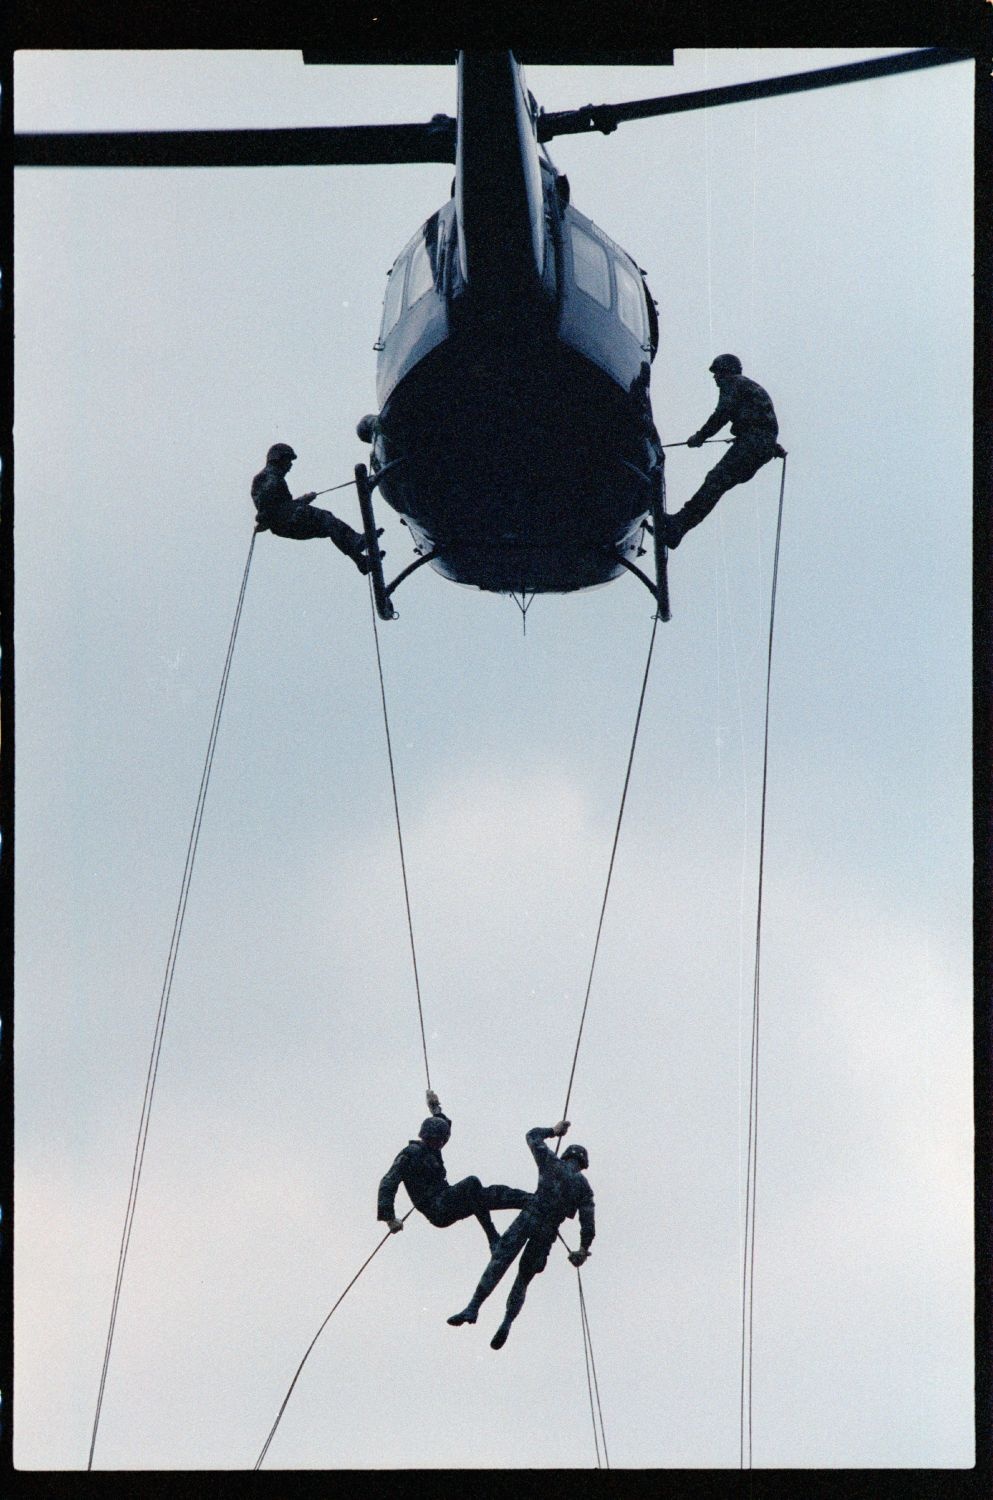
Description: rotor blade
538,47,968,140
14,119,457,168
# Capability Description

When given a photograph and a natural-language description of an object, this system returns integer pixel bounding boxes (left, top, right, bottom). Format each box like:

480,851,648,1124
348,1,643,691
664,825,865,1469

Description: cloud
16,757,971,1467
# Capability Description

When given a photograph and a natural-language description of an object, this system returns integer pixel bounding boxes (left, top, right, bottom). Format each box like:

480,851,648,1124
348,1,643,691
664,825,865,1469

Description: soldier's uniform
377,1113,531,1247
667,365,784,546
448,1125,596,1348
251,461,366,556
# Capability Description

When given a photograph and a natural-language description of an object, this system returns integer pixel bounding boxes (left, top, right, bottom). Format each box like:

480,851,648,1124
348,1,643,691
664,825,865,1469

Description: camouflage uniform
450,1125,595,1346
251,463,363,556
669,373,782,543
377,1114,530,1246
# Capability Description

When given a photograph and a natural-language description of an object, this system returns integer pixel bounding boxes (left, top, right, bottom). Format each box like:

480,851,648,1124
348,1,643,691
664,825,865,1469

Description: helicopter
16,46,965,622
10,46,979,1471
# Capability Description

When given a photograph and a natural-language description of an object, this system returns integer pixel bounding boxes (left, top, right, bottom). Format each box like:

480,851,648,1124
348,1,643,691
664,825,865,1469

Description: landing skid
356,456,671,623
617,460,671,622
354,461,437,621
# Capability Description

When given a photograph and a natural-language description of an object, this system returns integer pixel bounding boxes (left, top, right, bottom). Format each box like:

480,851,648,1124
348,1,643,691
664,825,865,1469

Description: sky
12,48,975,1473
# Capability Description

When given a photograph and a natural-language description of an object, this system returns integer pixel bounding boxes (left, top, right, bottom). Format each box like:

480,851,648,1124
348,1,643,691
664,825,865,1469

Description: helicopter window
615,260,647,340
406,237,435,308
570,226,611,309
380,256,407,340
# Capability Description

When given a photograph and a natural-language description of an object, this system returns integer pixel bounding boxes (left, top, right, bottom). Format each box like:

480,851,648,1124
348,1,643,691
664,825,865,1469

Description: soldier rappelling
447,1120,595,1350
661,355,786,548
377,1091,531,1247
251,443,382,573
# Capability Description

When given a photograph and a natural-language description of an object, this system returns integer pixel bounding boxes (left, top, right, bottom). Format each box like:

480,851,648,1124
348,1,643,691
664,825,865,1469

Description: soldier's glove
387,1218,404,1234
552,1119,570,1137
300,491,318,504
425,1090,441,1113
686,434,705,448
568,1249,589,1268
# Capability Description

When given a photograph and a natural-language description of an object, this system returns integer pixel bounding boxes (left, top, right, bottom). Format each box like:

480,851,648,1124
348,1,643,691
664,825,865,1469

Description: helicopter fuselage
367,53,663,596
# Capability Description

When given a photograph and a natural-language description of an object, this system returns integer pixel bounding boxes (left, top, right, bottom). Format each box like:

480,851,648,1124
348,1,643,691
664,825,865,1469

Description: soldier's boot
448,1248,510,1325
329,517,384,575
449,1237,517,1330
490,1273,527,1350
662,477,724,549
447,1300,480,1327
659,510,687,549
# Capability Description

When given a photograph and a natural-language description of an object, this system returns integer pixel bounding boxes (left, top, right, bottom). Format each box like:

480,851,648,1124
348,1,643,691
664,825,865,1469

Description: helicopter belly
400,523,646,595
371,335,659,594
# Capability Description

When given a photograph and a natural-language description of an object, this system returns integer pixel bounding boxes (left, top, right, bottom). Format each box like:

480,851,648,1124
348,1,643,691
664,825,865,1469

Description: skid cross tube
614,553,662,599
385,550,439,597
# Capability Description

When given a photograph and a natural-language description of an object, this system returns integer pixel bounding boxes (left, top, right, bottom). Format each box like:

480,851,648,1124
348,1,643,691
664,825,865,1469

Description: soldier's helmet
419,1115,452,1146
709,353,742,376
562,1144,589,1170
266,442,297,463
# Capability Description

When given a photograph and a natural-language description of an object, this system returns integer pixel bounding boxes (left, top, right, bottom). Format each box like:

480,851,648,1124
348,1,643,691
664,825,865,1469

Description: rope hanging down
550,610,659,1465
560,610,660,1124
558,1225,610,1466
255,547,451,1467
254,1208,414,1468
88,529,258,1470
740,455,788,1469
578,1270,609,1467
366,582,431,1089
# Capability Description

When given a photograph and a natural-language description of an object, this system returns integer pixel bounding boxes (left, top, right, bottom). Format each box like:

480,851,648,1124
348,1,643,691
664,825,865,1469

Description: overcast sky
13,48,974,1472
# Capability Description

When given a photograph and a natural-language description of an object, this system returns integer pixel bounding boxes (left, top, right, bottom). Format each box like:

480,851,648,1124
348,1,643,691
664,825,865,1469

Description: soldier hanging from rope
661,354,786,549
447,1119,595,1350
378,1091,531,1248
251,443,382,573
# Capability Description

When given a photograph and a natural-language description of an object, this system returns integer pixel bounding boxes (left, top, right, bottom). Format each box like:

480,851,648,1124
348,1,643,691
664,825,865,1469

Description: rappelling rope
578,1272,602,1468
740,454,788,1469
254,1208,414,1468
550,610,660,1466
549,611,661,1467
366,581,431,1089
87,528,258,1470
578,1271,609,1467
560,610,660,1125
555,1225,609,1465
310,477,358,498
